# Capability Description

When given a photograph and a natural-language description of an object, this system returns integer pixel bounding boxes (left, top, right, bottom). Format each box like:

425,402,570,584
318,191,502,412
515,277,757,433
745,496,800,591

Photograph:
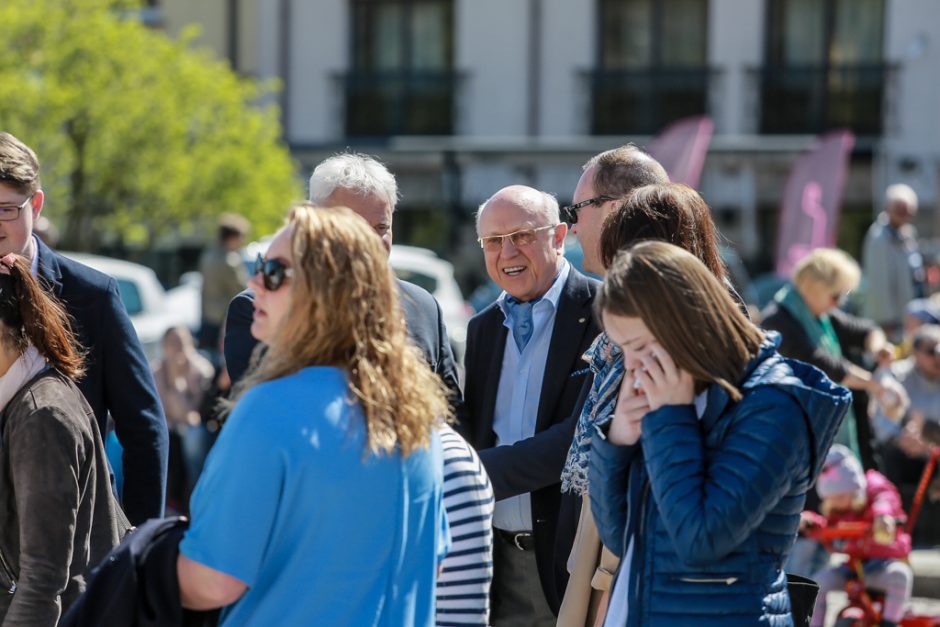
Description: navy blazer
223,278,462,403
460,267,600,614
35,238,168,525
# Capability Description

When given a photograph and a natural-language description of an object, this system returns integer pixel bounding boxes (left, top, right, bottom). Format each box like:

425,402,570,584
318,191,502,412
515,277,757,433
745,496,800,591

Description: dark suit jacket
223,278,462,404
461,267,600,613
35,238,168,525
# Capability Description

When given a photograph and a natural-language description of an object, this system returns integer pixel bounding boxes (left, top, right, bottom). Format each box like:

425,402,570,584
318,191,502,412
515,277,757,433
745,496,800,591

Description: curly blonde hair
236,204,451,456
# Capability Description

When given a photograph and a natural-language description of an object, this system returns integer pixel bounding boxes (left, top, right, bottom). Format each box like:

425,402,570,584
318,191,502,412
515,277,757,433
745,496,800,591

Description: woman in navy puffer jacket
590,241,851,627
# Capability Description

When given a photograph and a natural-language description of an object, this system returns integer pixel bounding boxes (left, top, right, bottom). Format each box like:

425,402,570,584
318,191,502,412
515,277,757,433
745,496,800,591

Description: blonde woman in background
761,248,895,462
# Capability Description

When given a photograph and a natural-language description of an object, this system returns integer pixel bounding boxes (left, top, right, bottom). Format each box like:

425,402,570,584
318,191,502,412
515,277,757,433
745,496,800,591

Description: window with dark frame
345,0,456,137
590,0,710,135
760,0,887,135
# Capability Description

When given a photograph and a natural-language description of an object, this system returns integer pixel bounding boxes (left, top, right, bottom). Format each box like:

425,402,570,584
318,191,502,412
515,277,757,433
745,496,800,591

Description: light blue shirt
180,367,449,627
492,260,570,531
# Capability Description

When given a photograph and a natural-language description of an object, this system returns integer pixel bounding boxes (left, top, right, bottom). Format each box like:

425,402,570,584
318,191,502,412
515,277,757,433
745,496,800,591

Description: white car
243,239,471,363
61,252,198,362
389,245,471,363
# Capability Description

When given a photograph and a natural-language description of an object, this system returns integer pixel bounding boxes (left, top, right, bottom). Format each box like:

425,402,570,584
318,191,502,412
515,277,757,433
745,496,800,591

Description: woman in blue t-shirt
176,204,452,626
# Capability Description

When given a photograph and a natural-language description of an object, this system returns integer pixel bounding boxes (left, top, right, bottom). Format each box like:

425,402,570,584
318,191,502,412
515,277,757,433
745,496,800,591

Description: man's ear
554,222,568,249
30,190,44,219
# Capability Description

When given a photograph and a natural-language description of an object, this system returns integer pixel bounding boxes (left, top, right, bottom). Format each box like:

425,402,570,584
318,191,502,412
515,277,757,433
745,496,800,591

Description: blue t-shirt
180,367,449,626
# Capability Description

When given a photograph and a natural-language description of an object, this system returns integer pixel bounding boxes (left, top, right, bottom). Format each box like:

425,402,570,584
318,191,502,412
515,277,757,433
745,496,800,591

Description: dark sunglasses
561,196,615,224
252,253,294,291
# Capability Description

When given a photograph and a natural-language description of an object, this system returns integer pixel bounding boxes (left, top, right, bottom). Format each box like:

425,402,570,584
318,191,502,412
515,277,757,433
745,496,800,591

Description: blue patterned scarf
560,332,625,495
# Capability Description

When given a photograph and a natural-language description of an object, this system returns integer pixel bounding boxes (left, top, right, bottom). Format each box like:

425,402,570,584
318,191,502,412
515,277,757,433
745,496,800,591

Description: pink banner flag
647,116,714,189
775,130,855,277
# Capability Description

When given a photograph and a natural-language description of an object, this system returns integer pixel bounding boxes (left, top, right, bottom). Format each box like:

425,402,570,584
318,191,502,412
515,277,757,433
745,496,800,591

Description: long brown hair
0,256,84,379
599,183,726,279
235,204,450,456
598,241,763,400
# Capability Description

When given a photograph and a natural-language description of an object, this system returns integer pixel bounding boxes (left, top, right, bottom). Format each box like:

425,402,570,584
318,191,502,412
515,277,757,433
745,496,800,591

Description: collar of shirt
496,259,570,326
28,234,40,277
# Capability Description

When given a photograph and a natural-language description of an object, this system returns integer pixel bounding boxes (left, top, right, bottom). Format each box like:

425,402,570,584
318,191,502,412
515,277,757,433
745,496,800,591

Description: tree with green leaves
0,0,301,250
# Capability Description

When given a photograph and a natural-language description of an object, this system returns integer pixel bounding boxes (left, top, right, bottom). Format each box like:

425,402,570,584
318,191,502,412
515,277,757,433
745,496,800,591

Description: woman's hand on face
607,373,651,446
637,343,695,411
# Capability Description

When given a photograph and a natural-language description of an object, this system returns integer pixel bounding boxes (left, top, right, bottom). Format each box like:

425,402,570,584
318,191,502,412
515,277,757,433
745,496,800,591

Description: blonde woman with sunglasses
177,204,451,626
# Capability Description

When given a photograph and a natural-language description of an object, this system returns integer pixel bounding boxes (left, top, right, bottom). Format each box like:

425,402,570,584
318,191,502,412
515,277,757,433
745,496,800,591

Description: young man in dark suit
462,185,600,624
0,132,167,524
224,152,461,400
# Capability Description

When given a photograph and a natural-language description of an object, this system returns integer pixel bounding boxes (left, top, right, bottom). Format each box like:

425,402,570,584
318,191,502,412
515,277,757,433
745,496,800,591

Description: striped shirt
437,425,495,626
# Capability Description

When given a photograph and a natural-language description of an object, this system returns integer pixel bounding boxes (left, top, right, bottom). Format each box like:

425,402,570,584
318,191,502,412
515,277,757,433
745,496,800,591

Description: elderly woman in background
176,205,451,626
761,248,894,462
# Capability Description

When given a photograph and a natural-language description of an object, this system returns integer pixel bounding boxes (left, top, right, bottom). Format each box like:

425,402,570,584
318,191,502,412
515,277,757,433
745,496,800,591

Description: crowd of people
0,128,936,627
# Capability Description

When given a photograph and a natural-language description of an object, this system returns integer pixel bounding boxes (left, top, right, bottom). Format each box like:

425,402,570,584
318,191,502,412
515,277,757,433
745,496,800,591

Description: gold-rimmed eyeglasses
477,224,558,251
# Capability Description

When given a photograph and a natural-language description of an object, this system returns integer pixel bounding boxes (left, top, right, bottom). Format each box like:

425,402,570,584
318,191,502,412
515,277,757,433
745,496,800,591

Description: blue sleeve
223,290,259,385
588,428,640,557
639,389,807,566
180,392,286,586
102,277,169,524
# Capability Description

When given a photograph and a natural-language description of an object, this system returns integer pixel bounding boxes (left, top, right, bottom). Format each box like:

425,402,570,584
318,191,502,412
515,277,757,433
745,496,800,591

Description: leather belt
495,528,535,551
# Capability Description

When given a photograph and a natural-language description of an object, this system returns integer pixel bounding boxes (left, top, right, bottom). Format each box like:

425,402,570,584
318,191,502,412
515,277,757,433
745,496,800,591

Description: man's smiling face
477,187,565,302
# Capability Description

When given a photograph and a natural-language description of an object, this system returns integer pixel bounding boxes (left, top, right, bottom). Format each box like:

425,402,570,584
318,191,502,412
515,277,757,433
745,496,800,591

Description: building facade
153,0,940,279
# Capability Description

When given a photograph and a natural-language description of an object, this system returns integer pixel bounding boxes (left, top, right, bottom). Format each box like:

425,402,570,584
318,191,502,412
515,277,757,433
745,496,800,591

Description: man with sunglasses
223,153,461,405
0,132,167,525
461,185,600,624
566,144,668,276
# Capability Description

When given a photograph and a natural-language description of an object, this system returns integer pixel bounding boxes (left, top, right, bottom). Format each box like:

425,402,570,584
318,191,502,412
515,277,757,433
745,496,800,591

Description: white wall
285,0,347,144
539,0,593,136
456,0,530,136
709,0,764,135
880,0,940,211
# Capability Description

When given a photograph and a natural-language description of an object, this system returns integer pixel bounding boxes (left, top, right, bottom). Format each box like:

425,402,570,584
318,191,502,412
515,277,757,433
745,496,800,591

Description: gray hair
885,183,918,210
913,324,940,350
475,187,560,234
308,152,399,210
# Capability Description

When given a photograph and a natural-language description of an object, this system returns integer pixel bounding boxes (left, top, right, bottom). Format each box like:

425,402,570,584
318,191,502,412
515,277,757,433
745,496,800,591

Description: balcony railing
338,70,461,138
753,64,895,135
585,67,713,135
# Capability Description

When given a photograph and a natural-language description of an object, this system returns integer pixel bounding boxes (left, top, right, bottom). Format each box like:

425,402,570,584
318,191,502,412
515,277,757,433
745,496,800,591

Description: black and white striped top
436,425,495,627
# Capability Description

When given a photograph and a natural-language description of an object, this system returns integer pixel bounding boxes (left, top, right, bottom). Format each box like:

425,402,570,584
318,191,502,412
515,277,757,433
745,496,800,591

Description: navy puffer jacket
590,334,850,626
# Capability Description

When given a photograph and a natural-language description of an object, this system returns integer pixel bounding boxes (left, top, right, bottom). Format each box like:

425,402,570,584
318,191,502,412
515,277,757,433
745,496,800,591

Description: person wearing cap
198,213,249,352
803,444,912,627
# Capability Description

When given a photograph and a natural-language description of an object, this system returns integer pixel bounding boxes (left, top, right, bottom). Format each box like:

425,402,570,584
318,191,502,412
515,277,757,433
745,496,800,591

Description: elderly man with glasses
461,185,600,625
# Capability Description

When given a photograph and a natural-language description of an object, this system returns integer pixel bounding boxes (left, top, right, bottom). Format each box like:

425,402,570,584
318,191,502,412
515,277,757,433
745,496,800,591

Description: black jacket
35,237,168,525
61,517,217,627
460,267,600,613
223,279,462,403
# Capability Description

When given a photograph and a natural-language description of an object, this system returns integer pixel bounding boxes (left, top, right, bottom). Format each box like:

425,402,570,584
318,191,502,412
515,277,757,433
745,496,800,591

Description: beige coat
556,494,620,627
